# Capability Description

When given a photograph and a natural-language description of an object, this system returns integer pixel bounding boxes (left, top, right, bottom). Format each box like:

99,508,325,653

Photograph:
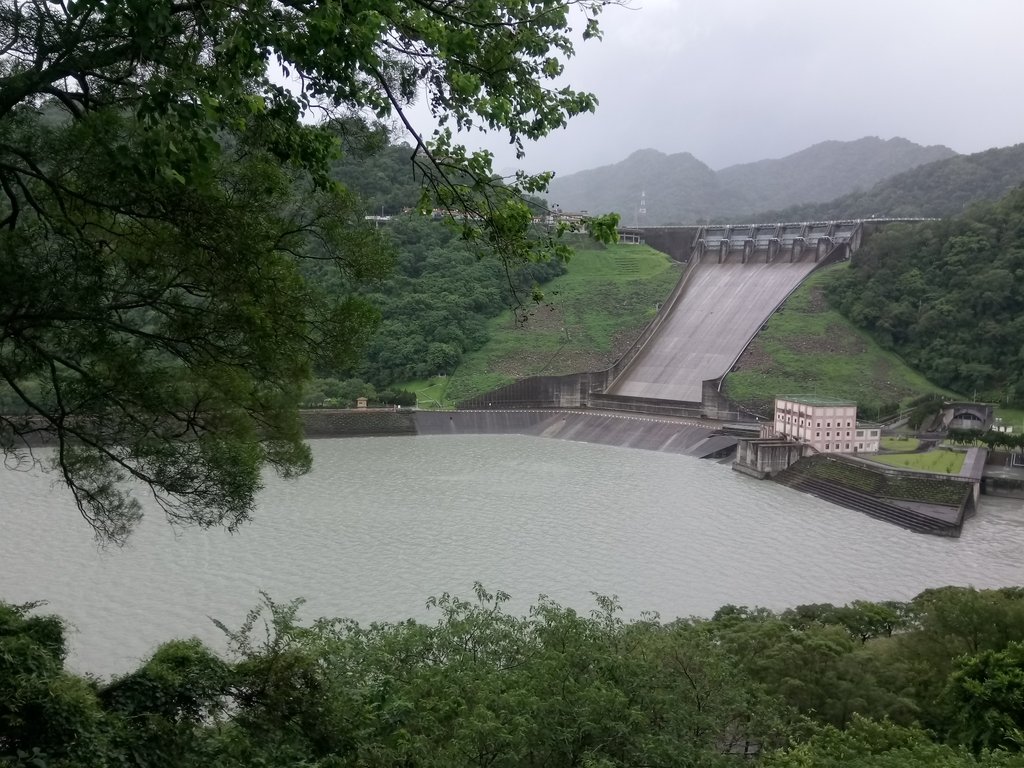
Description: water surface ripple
2,435,1023,676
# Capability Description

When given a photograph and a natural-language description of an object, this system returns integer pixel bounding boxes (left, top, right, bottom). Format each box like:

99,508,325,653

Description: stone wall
300,409,417,438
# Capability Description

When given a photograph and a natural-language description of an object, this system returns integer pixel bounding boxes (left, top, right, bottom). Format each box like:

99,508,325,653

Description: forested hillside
357,217,565,384
723,265,953,417
6,585,1024,766
297,141,571,405
826,188,1024,403
759,144,1024,221
302,214,569,405
547,137,955,224
332,137,424,215
718,136,955,215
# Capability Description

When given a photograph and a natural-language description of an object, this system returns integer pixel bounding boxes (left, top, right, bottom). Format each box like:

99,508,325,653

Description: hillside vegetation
724,264,956,417
547,137,955,225
302,214,568,406
759,144,1024,221
417,243,681,406
302,139,574,405
718,136,955,215
826,187,1024,404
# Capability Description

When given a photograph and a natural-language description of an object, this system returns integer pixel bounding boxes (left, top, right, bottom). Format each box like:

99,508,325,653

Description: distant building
773,396,880,454
941,402,994,432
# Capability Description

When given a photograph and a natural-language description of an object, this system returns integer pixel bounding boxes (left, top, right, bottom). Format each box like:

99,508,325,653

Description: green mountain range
754,143,1024,221
547,137,956,224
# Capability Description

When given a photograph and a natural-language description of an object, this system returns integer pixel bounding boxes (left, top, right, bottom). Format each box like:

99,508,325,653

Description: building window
856,430,864,437
846,431,850,437
825,443,830,450
845,443,850,450
816,421,821,428
826,432,830,437
816,431,820,437
826,422,831,427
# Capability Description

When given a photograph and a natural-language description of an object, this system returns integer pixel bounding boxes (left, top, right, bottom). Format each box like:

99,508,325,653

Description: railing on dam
616,217,936,263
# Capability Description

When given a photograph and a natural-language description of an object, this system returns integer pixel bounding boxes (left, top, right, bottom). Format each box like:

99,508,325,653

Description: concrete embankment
609,258,821,402
981,450,1024,499
773,454,974,536
981,474,1024,499
301,409,417,438
414,410,729,457
301,408,734,458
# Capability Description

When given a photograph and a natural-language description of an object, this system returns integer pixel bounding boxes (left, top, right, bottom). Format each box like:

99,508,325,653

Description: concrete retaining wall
457,372,612,410
416,410,722,457
300,408,729,459
981,476,1024,499
617,226,700,262
301,409,417,438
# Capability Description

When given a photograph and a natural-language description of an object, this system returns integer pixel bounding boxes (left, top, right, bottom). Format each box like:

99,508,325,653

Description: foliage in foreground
5,586,1024,767
0,0,616,542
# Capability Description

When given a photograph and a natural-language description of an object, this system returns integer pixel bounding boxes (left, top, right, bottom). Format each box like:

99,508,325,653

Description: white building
773,396,880,454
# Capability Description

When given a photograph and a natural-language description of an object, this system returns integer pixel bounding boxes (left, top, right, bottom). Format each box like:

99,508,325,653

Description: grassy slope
418,243,681,407
880,436,921,451
723,263,959,417
995,407,1024,432
870,450,965,474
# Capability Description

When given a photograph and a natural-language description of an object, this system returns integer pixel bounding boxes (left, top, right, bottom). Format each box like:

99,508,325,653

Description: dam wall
607,256,824,402
300,408,730,458
606,247,708,385
617,226,700,262
463,220,880,417
415,409,726,457
456,371,613,410
301,409,417,437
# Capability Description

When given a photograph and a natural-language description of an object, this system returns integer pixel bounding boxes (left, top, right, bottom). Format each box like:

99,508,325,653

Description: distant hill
718,137,955,216
546,148,727,226
753,144,1024,221
546,137,957,225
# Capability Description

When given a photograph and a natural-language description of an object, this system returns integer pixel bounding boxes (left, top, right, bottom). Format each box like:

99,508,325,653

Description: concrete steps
774,468,959,535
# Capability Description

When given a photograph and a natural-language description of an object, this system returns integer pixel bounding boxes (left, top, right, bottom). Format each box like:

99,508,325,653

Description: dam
607,257,820,402
463,219,876,416
607,221,860,404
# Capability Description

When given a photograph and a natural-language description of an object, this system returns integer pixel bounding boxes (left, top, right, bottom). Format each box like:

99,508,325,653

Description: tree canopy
0,0,616,541
6,585,1024,767
826,187,1024,403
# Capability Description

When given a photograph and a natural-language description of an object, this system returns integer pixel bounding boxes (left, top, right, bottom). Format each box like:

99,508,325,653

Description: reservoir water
2,434,1024,677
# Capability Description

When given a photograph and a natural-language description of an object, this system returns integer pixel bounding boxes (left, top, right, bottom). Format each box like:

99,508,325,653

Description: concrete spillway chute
604,220,864,406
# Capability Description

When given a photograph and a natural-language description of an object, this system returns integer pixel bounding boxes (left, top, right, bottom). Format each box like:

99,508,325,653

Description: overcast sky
411,0,1024,177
